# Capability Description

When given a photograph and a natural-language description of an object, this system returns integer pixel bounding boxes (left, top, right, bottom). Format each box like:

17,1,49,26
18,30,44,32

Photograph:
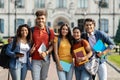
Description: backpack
0,38,16,69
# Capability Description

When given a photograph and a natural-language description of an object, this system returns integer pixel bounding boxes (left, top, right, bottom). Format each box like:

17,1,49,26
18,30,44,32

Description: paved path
0,59,120,80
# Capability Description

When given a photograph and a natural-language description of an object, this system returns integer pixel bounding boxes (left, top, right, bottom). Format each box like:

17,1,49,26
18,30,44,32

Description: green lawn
108,53,120,68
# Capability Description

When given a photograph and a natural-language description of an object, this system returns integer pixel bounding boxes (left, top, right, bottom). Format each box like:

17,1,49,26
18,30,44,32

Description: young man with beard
30,10,54,80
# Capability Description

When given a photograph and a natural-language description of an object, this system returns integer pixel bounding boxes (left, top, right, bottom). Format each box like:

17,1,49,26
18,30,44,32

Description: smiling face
20,27,29,38
61,25,69,37
36,15,46,28
73,28,81,40
84,21,95,34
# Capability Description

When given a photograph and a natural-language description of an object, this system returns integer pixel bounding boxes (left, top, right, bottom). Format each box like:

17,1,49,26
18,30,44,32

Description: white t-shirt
19,42,30,63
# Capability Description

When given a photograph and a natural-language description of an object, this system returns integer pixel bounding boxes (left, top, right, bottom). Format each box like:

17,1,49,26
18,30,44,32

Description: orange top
72,39,90,66
54,37,73,63
32,26,54,60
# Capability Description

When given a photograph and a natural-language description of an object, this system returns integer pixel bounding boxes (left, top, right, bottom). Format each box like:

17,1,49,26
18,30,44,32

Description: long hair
16,24,32,44
58,23,73,45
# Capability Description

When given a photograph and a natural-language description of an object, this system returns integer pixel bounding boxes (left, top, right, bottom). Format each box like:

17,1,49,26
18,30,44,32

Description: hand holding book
38,43,49,61
73,47,88,65
76,56,87,63
93,40,107,58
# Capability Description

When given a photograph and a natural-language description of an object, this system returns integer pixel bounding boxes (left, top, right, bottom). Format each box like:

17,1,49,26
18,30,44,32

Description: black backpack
0,39,16,69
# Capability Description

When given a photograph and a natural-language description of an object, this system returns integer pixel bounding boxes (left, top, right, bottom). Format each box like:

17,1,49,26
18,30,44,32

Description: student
54,23,74,80
72,27,92,80
30,10,54,80
81,18,115,80
6,24,32,80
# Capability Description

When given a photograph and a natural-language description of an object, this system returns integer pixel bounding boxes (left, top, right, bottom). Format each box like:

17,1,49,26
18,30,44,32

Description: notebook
60,61,71,72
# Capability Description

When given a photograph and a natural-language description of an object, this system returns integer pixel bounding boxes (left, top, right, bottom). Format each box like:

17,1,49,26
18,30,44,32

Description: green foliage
0,36,3,42
114,21,120,44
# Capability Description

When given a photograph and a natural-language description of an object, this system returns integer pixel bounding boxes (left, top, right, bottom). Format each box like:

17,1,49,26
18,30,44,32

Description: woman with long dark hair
53,23,74,80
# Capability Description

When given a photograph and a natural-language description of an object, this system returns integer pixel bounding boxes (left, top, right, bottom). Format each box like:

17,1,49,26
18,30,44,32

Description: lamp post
15,0,17,32
94,0,104,30
8,0,10,37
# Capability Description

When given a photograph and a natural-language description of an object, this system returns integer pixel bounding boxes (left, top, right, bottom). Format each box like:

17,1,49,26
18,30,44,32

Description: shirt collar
35,26,46,30
87,32,94,37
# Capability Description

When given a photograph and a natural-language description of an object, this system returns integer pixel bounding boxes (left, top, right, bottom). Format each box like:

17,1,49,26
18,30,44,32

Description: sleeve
99,31,115,49
54,37,58,43
6,42,17,58
82,39,90,48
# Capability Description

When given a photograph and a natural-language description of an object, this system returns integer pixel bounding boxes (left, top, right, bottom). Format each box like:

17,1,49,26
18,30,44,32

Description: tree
114,21,120,44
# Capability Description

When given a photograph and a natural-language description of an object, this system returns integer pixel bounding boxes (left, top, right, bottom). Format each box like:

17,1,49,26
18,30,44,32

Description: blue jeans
10,63,27,80
57,64,74,80
32,60,50,80
75,65,91,80
97,62,107,80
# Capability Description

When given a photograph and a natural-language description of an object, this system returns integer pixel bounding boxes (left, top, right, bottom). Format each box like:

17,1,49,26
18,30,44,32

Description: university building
0,0,120,38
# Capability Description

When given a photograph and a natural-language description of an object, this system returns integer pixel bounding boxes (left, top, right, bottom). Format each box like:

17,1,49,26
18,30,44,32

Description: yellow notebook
73,47,88,65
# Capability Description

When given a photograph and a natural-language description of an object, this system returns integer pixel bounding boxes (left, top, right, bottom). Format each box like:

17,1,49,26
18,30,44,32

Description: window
101,19,108,33
27,19,31,27
57,0,66,8
71,22,74,28
47,22,51,27
15,19,24,32
100,0,109,8
57,21,64,26
78,0,88,8
0,19,4,33
0,0,4,8
78,19,85,32
35,0,45,8
16,0,25,8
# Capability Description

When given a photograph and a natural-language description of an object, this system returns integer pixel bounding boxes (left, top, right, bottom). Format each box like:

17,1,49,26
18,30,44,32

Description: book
93,40,107,58
73,47,88,65
60,60,71,72
38,43,48,61
93,40,106,52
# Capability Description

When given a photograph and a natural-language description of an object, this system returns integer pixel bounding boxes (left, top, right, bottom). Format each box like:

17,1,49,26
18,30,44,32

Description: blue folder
60,61,71,72
93,40,106,52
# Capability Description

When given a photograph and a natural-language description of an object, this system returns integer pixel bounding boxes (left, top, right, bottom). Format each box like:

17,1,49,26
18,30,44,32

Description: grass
108,53,120,68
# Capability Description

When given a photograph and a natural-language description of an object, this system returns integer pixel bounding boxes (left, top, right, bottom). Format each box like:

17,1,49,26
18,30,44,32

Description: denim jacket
6,41,32,70
81,30,115,62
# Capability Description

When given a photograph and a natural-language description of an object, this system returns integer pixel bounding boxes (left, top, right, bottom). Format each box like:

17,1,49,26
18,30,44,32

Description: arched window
0,19,4,33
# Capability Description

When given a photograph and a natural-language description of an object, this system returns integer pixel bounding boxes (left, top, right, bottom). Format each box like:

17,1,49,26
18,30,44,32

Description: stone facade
0,0,120,38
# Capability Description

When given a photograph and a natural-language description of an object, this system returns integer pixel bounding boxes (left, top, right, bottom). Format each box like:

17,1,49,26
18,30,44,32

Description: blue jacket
81,30,115,62
6,41,32,70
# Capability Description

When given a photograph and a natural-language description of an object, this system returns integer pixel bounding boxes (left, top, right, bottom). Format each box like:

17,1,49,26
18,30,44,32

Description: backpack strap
31,27,34,33
46,27,50,41
11,37,17,51
58,37,61,48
